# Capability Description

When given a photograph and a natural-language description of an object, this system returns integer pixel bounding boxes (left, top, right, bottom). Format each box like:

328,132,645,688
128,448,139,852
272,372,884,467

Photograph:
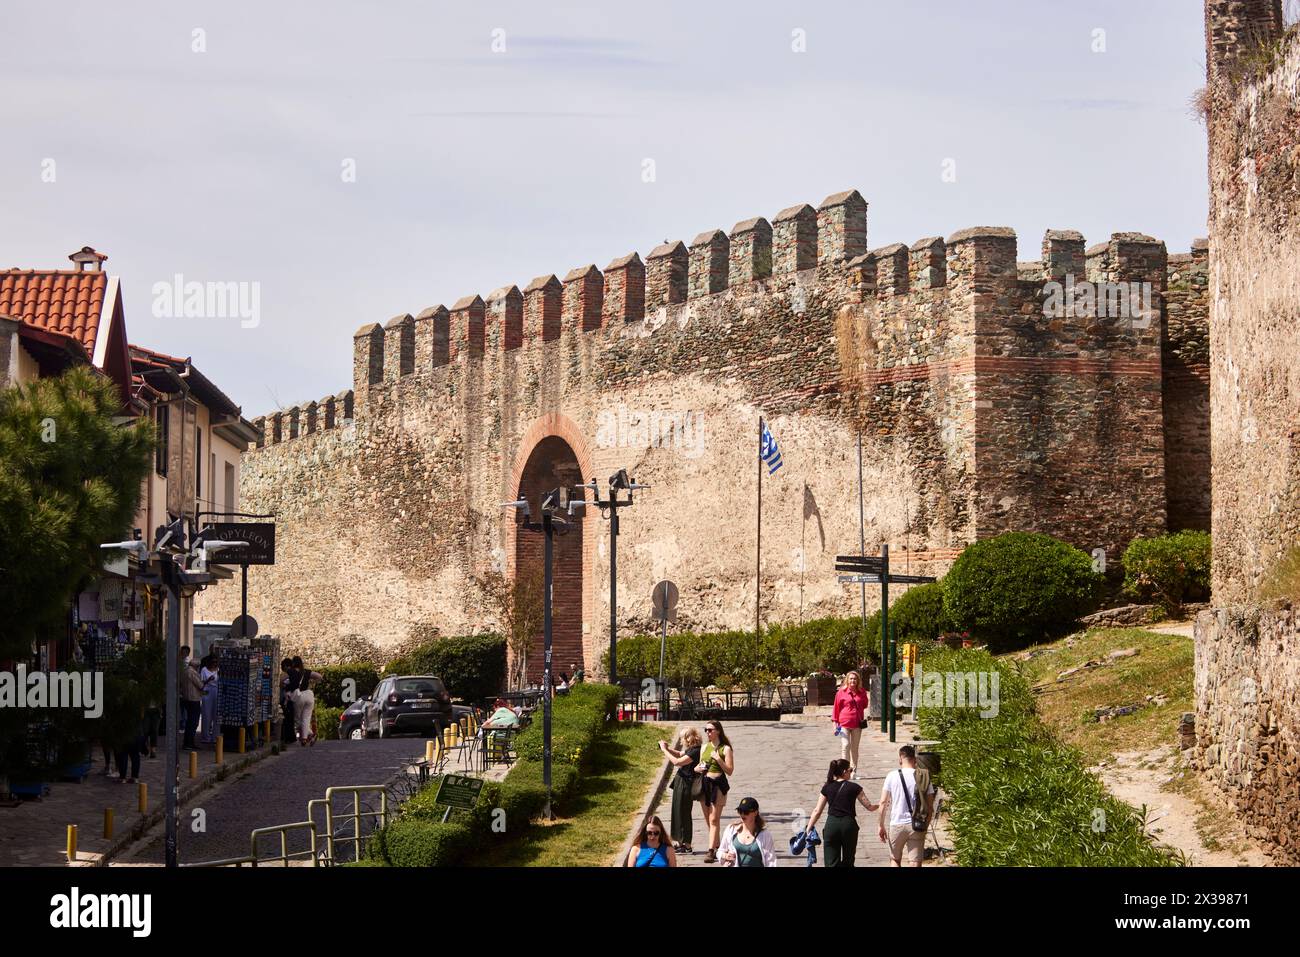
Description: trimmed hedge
603,615,876,687
316,664,380,708
916,645,1179,867
1121,530,1211,615
383,633,506,705
366,682,620,866
943,532,1103,652
888,582,953,643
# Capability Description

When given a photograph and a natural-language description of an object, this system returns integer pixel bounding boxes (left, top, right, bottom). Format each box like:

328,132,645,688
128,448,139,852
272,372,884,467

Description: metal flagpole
756,416,763,668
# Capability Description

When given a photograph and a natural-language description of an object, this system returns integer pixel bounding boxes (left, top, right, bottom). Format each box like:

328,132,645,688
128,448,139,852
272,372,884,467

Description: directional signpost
835,546,937,737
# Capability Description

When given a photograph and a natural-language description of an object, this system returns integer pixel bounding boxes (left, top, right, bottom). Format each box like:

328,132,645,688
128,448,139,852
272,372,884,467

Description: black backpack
897,770,929,832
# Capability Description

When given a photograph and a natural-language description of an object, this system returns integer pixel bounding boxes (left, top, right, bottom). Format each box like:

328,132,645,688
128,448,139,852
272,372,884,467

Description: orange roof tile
0,269,107,357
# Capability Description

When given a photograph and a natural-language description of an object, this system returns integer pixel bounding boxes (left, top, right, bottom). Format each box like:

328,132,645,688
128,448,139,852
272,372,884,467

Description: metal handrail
323,785,389,864
250,819,319,867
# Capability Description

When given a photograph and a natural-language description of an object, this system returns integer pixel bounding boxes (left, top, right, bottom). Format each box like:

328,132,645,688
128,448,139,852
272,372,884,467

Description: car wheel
349,726,364,741
379,719,388,739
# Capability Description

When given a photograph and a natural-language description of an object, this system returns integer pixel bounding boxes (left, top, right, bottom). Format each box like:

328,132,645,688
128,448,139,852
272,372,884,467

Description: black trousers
669,776,695,845
114,736,143,780
182,700,201,749
281,700,296,743
823,815,859,867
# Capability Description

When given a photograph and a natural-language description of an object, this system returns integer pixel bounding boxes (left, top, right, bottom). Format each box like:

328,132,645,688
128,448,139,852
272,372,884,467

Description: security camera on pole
101,519,247,868
583,469,648,685
502,486,587,821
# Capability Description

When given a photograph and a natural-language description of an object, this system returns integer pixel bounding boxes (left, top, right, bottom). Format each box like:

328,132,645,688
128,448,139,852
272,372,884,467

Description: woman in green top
695,721,735,863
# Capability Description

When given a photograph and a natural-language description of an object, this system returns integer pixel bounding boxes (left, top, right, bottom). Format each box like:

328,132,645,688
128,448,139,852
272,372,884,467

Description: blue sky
0,0,1210,414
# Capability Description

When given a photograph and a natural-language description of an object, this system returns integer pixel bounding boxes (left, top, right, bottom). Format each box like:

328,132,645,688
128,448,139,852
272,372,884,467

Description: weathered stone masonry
196,189,1208,686
1194,0,1300,863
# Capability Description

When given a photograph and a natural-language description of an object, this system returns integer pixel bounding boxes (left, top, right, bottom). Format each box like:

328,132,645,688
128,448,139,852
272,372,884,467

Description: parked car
337,698,367,740
363,674,453,739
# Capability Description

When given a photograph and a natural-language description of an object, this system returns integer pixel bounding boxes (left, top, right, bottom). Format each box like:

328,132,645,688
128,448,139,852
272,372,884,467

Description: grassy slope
473,722,666,867
1014,626,1192,765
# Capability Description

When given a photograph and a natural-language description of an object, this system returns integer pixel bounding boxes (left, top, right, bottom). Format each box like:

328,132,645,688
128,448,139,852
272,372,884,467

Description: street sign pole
241,562,248,624
880,544,889,733
542,511,554,821
889,623,898,743
609,502,618,686
163,563,179,869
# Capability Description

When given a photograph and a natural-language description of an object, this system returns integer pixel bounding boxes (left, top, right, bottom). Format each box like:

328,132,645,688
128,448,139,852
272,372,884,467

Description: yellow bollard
264,719,272,743
189,751,198,779
215,737,224,765
67,824,77,863
442,725,454,749
238,727,246,754
425,739,435,764
103,807,114,840
137,782,147,813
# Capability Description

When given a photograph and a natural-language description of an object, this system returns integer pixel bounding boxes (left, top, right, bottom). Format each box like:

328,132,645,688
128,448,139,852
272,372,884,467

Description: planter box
806,675,838,707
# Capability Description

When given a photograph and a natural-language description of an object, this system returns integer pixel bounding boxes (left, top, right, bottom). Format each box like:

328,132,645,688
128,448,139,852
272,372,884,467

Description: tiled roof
0,269,107,357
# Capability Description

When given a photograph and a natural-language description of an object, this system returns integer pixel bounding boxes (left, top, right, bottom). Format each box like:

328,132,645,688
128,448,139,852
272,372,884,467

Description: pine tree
0,366,154,661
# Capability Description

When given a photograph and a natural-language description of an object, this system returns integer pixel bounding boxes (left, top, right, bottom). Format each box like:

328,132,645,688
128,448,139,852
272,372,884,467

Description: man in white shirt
878,744,935,867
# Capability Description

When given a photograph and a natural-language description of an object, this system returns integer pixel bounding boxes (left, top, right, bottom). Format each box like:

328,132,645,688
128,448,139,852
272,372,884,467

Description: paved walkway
0,739,275,867
119,738,426,865
653,719,949,867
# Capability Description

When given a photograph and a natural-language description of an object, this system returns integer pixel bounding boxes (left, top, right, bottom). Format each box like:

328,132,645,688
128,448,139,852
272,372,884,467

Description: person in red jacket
832,670,869,777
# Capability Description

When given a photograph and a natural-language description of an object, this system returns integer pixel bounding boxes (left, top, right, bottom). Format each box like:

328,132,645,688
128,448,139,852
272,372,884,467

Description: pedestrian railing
250,820,320,867
321,785,389,864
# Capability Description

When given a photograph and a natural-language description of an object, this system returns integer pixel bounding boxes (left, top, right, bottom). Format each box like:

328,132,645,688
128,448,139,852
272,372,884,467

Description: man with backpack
878,744,935,867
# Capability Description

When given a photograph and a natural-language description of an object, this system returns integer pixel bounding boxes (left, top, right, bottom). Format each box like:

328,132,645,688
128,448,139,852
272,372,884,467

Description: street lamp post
585,469,647,686
502,487,585,821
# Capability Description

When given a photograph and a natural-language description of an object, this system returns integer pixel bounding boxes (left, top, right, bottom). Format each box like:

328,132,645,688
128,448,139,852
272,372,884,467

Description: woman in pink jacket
832,671,869,777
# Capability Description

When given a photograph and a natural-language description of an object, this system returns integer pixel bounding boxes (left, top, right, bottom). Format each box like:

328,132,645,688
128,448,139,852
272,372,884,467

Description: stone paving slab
0,739,275,867
653,718,948,867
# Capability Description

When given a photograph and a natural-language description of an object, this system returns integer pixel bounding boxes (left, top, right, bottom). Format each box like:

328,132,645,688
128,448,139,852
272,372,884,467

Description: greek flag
760,420,783,475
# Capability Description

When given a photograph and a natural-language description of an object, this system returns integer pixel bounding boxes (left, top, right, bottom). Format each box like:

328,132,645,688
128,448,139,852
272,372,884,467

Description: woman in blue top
626,815,677,868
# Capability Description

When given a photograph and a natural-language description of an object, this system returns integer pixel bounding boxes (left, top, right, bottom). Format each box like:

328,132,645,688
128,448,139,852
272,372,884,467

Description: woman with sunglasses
695,720,735,863
626,815,677,868
719,796,777,867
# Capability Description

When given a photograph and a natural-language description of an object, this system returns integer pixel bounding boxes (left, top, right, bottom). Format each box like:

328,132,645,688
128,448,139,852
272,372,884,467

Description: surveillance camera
629,481,651,491
610,468,631,491
567,500,587,516
101,540,149,561
501,498,531,521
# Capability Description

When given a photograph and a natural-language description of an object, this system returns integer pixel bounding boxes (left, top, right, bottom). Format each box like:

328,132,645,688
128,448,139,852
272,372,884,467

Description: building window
224,462,236,514
155,404,169,476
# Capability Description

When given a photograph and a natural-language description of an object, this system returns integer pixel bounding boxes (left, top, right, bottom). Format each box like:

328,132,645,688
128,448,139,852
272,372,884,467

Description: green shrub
943,532,1103,652
313,706,343,741
916,646,1178,867
1121,530,1211,615
888,582,952,643
315,664,380,708
383,633,506,705
603,615,880,687
370,819,473,867
514,682,618,767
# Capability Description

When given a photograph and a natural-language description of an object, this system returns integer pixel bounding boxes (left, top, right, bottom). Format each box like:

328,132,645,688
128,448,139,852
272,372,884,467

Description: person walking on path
289,657,323,747
180,651,203,751
804,758,880,866
832,670,869,777
696,720,735,863
878,745,936,868
659,728,702,853
279,658,297,745
718,797,777,867
198,654,220,746
626,815,677,868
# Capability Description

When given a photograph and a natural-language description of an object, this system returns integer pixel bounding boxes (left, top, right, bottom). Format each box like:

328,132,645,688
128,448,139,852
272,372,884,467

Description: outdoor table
706,690,754,711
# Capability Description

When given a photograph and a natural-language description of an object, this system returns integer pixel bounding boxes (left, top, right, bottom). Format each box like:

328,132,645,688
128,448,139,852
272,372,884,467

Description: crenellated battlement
250,189,1206,451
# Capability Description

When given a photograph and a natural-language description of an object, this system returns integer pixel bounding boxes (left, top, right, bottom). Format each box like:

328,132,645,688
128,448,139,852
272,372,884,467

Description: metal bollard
67,824,77,863
103,808,114,840
238,727,246,754
138,782,147,813
189,750,198,779
215,737,224,765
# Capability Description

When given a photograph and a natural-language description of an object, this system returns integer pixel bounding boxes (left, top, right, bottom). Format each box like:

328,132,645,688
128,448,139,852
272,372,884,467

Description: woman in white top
718,796,778,867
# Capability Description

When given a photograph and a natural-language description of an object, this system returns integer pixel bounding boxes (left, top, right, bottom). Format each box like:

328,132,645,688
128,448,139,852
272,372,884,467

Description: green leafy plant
943,532,1104,652
315,664,380,708
1121,530,1211,615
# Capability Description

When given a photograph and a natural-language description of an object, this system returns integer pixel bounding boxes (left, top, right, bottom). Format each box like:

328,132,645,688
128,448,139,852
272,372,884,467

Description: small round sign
230,614,259,640
651,580,678,616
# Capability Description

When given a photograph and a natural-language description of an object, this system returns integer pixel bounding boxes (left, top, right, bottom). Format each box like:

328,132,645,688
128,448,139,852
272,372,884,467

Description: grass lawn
1014,626,1193,765
473,722,667,867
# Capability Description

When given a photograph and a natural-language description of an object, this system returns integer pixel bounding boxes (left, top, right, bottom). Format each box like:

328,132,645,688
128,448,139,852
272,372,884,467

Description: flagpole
756,415,763,669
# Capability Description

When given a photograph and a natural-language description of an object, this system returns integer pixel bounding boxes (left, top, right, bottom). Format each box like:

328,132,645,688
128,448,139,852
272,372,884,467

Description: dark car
363,675,452,739
338,698,367,740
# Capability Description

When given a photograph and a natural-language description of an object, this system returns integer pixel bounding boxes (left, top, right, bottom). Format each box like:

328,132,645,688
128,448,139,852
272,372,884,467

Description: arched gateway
507,415,597,685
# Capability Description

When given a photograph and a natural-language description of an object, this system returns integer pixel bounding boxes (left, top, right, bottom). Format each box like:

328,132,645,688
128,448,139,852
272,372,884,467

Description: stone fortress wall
195,189,1209,684
1194,0,1300,863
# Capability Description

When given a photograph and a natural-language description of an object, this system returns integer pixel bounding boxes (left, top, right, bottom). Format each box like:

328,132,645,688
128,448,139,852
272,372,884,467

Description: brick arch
505,413,598,683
